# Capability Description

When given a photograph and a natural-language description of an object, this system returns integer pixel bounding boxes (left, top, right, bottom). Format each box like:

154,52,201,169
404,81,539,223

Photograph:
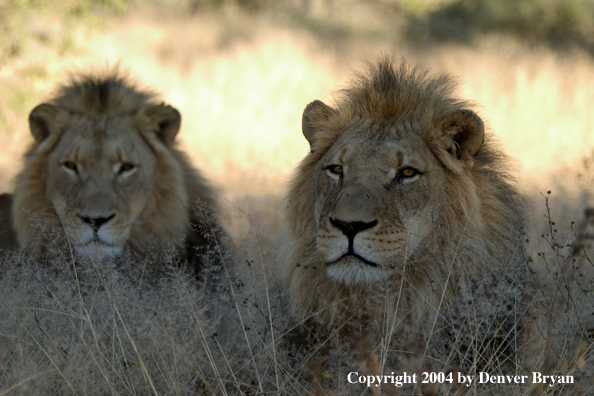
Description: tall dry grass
1,200,592,394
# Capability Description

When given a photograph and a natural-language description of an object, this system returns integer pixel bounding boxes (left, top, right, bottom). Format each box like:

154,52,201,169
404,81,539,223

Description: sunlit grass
2,10,594,205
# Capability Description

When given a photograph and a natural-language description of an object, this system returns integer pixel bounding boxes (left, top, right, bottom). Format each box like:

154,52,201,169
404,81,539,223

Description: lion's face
288,97,485,289
44,115,159,257
312,120,447,286
14,98,188,258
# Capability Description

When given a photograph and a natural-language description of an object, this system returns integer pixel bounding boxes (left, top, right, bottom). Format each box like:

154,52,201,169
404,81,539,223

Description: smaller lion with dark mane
11,69,224,275
279,58,534,371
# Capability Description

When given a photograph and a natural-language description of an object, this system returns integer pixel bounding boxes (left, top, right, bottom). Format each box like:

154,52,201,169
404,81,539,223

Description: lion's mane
280,58,532,366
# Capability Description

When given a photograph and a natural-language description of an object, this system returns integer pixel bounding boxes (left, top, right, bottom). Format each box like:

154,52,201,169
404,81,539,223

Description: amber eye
63,161,78,172
326,165,343,175
399,167,418,178
119,163,135,174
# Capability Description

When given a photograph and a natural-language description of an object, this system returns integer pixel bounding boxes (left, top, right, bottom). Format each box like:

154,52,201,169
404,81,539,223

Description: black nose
78,214,115,230
330,218,378,241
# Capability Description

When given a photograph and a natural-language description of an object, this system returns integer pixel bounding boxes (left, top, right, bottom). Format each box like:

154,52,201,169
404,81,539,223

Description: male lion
12,70,223,273
280,59,532,370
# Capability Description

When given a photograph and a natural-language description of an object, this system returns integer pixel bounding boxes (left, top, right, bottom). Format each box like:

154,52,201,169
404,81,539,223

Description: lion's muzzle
72,211,126,256
328,217,379,266
78,213,116,232
74,213,123,259
329,218,378,241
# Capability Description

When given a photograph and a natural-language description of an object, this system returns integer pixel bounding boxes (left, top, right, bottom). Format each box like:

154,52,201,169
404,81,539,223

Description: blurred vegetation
0,0,131,131
1,0,593,141
0,0,128,63
4,0,594,56
405,0,594,52
188,0,594,54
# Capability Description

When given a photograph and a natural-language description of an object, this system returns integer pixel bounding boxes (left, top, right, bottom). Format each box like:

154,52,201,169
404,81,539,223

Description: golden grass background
2,2,594,229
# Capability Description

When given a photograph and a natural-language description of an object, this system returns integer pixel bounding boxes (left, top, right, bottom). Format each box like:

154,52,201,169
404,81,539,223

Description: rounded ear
29,103,70,143
302,100,336,150
141,104,181,145
435,109,484,167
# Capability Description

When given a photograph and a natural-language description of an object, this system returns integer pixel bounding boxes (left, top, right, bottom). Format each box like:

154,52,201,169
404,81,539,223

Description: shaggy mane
338,58,471,123
50,69,159,116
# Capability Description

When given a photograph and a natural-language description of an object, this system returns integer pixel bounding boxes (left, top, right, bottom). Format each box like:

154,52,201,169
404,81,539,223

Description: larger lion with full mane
12,69,223,273
280,58,533,368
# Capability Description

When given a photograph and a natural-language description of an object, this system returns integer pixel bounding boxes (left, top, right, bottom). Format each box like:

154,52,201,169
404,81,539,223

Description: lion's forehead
54,115,152,164
326,127,435,170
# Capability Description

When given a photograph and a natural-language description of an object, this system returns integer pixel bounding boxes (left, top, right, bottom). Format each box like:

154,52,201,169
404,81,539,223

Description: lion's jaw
45,115,158,258
314,128,442,286
326,256,392,286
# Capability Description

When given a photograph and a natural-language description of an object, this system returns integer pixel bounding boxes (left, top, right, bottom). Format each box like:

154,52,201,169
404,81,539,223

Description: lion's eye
62,161,78,172
394,167,421,184
399,167,418,178
119,163,135,174
326,165,343,175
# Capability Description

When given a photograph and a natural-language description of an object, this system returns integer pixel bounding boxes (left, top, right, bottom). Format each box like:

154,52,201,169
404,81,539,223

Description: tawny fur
280,58,532,365
12,70,220,270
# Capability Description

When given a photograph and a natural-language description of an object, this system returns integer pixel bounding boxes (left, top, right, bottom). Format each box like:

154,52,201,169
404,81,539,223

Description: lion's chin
74,242,124,260
326,255,391,286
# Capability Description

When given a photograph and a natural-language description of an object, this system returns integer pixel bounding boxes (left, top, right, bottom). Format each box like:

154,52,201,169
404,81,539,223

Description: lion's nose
330,218,378,241
78,214,115,231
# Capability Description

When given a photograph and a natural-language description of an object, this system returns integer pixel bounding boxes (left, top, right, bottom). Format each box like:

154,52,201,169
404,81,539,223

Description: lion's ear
142,104,181,145
435,109,484,167
302,100,336,150
29,104,70,143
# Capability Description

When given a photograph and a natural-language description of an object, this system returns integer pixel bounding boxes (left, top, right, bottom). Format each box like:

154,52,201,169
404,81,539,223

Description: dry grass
1,201,592,395
1,3,594,395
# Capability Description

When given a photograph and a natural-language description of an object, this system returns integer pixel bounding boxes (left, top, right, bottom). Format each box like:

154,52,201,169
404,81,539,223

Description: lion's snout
77,213,116,231
73,212,125,248
329,217,378,248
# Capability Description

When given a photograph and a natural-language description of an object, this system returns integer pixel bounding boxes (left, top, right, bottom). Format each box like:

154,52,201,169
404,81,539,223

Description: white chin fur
74,243,124,259
326,257,391,286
